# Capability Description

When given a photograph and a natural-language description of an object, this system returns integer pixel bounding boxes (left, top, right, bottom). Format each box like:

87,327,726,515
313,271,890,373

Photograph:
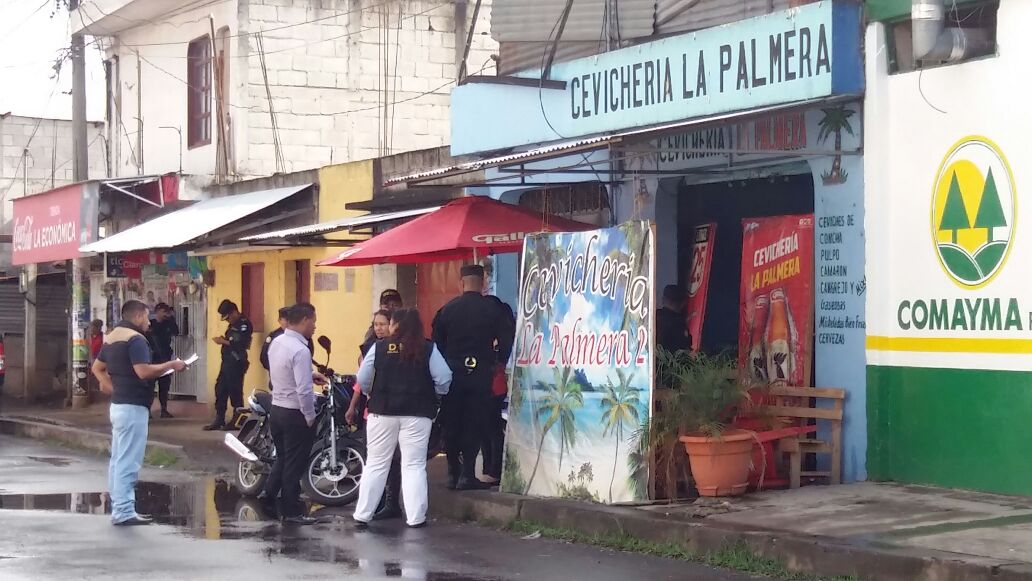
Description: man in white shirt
261,302,327,525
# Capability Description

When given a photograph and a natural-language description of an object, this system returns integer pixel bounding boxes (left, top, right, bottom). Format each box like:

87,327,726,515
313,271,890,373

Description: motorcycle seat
253,390,273,413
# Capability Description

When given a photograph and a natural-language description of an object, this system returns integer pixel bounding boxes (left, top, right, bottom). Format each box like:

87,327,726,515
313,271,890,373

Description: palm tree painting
523,367,584,495
503,222,655,504
599,370,641,503
817,106,856,185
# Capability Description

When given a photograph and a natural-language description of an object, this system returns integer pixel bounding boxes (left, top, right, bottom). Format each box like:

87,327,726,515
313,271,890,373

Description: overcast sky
0,0,105,120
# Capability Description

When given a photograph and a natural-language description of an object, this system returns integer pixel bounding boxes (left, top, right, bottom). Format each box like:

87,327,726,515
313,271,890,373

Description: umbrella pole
473,247,478,264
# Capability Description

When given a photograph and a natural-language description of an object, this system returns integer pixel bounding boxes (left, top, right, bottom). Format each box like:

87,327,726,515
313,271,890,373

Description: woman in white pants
353,308,452,528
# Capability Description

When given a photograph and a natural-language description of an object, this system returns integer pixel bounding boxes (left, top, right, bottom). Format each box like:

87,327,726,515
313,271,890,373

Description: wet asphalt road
0,435,759,581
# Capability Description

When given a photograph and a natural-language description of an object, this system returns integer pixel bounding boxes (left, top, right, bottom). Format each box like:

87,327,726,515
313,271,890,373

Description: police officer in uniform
204,300,254,431
432,265,515,490
261,307,313,378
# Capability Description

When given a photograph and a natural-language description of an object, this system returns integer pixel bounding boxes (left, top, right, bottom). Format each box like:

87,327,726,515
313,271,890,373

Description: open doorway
676,172,815,355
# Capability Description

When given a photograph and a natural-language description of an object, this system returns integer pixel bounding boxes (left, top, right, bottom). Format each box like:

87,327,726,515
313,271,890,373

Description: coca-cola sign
12,183,97,266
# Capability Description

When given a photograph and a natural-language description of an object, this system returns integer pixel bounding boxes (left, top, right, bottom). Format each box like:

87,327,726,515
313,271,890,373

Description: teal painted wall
868,365,1032,495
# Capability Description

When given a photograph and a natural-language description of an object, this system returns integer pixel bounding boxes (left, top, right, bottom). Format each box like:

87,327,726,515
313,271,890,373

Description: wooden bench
755,385,845,488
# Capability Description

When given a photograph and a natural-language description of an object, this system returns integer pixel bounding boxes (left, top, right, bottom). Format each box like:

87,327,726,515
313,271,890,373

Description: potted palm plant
656,348,756,497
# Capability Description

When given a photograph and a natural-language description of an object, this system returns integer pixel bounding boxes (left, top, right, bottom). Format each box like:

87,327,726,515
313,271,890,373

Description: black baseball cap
154,302,172,312
460,264,485,278
217,299,239,320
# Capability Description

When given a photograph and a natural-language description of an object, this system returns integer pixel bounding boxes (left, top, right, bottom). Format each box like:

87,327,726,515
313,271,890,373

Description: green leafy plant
649,348,756,498
656,348,752,438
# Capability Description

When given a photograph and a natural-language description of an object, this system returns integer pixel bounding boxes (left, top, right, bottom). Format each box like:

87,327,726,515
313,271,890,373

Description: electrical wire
80,0,429,50
0,75,62,203
536,0,611,203
0,0,50,47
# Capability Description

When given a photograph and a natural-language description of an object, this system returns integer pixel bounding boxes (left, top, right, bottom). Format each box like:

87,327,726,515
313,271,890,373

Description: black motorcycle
224,335,367,507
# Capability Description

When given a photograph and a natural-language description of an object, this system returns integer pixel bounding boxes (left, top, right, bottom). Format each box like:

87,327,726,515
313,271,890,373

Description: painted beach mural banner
503,222,655,504
739,215,815,386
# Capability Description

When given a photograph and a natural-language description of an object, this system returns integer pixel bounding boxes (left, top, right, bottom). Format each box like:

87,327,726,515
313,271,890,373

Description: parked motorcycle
224,335,366,507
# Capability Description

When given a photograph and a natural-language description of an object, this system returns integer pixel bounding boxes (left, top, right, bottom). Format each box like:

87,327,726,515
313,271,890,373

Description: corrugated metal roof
386,136,614,186
239,206,441,242
498,41,604,76
491,0,656,42
656,0,789,35
79,184,312,254
494,0,790,73
392,95,855,185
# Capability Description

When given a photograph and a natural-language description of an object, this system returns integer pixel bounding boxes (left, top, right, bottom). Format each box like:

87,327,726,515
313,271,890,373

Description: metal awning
385,136,613,187
239,206,441,244
389,96,860,188
80,184,312,254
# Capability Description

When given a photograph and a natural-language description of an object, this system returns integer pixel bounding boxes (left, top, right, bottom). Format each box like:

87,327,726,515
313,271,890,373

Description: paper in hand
161,354,199,376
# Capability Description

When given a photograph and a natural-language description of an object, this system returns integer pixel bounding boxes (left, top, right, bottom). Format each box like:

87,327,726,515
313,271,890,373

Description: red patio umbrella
318,196,594,266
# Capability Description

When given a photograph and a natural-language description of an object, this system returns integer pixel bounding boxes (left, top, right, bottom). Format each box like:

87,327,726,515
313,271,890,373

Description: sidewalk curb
0,416,188,468
429,488,1032,581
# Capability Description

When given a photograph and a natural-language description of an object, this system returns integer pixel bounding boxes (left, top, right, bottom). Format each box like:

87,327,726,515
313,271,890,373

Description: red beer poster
685,223,716,352
739,215,814,386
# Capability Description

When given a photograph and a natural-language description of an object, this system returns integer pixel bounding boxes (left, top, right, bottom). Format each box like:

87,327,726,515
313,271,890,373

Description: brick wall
0,115,106,234
241,0,497,176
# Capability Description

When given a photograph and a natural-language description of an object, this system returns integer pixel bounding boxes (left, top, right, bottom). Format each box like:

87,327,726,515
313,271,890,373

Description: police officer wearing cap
205,299,254,431
432,264,516,490
261,307,314,378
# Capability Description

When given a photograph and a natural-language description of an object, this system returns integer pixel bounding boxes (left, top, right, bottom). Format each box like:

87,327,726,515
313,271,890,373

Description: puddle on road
0,478,500,580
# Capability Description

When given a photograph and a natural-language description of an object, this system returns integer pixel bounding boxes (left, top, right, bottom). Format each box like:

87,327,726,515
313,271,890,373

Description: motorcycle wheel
235,460,268,496
302,441,364,506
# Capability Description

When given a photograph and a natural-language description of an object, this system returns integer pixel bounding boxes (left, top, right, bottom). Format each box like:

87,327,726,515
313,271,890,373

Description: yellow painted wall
203,160,376,406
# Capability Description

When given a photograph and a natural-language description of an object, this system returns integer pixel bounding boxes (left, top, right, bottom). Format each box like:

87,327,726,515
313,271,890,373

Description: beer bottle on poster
748,294,769,382
766,288,791,385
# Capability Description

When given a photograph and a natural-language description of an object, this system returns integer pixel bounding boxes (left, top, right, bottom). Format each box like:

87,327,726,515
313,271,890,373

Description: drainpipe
912,0,992,62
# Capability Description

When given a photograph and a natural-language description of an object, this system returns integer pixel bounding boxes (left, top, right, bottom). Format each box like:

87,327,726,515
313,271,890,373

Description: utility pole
70,0,91,408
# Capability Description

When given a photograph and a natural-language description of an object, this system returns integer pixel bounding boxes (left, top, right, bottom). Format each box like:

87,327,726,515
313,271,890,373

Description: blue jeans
109,403,149,524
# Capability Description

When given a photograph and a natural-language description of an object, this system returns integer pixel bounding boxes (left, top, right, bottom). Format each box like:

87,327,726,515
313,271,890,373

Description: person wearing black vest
353,308,452,529
92,300,186,526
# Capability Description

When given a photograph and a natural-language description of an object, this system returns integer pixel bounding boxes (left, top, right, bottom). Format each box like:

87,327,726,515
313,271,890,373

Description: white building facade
72,0,497,182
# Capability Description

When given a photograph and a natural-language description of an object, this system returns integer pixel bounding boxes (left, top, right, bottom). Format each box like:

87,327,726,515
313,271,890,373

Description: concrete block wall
0,115,105,235
241,0,497,176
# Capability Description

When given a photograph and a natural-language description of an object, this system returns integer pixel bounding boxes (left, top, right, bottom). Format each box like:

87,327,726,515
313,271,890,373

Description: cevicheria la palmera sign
551,1,860,140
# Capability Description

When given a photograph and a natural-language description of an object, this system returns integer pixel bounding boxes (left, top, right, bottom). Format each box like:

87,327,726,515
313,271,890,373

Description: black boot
455,476,491,491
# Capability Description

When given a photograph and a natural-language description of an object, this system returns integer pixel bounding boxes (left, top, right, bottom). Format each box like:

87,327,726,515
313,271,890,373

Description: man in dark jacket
148,303,179,418
656,284,691,353
93,300,185,525
432,265,516,490
205,300,254,431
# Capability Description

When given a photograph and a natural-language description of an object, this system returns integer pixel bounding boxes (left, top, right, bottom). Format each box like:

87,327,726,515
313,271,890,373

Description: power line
82,0,407,49
79,1,450,61
0,75,62,203
0,0,50,47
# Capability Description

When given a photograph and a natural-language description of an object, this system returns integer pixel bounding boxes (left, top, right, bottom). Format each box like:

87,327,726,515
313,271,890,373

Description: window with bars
187,36,212,148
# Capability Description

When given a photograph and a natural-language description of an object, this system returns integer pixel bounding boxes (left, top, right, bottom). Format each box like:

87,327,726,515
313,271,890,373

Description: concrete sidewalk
0,397,236,473
427,466,1032,581
4,403,1031,580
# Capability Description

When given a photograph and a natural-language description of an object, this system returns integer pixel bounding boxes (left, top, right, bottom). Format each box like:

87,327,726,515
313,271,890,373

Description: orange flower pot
678,429,754,497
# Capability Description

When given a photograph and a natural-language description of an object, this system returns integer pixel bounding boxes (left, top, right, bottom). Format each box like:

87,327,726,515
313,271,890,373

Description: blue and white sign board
451,1,863,155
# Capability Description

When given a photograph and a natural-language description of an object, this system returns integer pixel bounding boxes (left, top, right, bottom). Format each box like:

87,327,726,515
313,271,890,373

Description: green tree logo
932,138,1016,288
939,173,970,244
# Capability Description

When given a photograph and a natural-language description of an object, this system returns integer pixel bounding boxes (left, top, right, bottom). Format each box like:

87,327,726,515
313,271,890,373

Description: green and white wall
864,1,1032,495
